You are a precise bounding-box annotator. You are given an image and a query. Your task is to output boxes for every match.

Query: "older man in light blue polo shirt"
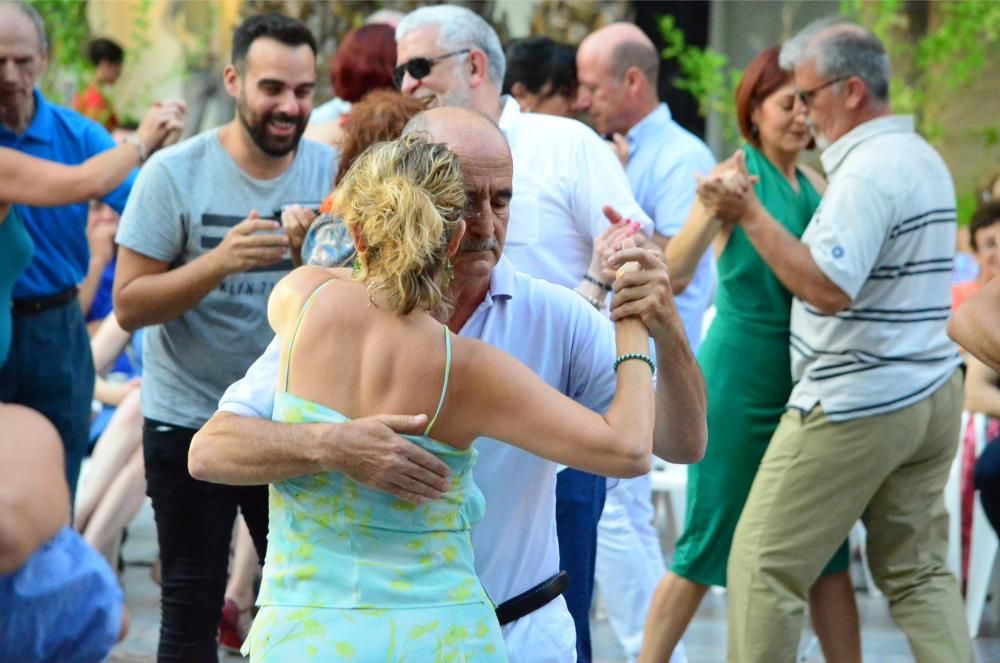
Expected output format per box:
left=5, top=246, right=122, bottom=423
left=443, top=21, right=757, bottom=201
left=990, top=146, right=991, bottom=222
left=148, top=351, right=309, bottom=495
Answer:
left=575, top=22, right=715, bottom=663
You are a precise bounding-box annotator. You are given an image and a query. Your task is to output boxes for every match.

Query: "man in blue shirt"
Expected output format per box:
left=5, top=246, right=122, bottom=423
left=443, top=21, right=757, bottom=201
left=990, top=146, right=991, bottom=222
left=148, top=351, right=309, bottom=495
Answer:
left=0, top=2, right=134, bottom=497
left=0, top=404, right=126, bottom=663
left=575, top=22, right=716, bottom=663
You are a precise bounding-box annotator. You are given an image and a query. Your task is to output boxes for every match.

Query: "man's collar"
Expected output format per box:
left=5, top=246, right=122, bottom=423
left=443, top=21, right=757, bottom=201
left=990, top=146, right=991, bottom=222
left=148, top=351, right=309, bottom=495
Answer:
left=820, top=115, right=914, bottom=175
left=498, top=95, right=520, bottom=132
left=22, top=89, right=53, bottom=142
left=626, top=102, right=671, bottom=147
left=0, top=88, right=50, bottom=142
left=488, top=254, right=517, bottom=300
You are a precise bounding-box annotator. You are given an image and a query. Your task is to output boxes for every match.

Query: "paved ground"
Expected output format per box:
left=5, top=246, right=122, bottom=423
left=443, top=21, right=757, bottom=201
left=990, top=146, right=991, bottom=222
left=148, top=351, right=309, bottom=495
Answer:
left=108, top=501, right=1000, bottom=662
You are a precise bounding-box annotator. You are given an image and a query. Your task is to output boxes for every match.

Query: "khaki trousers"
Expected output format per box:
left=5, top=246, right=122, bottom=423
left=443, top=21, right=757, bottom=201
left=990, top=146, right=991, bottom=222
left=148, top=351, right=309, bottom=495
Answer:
left=727, top=370, right=972, bottom=663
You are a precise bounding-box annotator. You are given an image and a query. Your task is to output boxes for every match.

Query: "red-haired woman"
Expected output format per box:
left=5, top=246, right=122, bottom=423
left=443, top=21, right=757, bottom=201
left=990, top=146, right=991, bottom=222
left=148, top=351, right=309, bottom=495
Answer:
left=639, top=47, right=861, bottom=662
left=306, top=24, right=397, bottom=146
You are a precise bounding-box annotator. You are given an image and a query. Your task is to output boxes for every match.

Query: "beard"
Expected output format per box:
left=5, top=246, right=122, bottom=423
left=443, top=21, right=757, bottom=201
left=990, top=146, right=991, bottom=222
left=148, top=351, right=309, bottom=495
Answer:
left=237, top=95, right=307, bottom=157
left=805, top=117, right=832, bottom=152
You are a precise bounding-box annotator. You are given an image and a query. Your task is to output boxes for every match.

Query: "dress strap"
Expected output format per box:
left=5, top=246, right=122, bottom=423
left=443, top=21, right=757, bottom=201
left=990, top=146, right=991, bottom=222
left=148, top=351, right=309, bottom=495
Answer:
left=280, top=278, right=338, bottom=393
left=423, top=326, right=452, bottom=437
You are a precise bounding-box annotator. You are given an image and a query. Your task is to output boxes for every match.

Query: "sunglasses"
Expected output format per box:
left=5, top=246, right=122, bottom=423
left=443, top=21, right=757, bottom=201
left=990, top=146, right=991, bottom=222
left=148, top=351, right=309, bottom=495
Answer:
left=393, top=49, right=471, bottom=89
left=795, top=76, right=850, bottom=107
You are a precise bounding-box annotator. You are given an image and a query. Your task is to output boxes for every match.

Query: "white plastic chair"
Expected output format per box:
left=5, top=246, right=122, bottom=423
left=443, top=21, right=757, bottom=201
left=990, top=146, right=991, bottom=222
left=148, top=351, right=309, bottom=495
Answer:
left=650, top=460, right=688, bottom=545
left=964, top=413, right=996, bottom=637
left=944, top=411, right=970, bottom=579
left=849, top=521, right=881, bottom=597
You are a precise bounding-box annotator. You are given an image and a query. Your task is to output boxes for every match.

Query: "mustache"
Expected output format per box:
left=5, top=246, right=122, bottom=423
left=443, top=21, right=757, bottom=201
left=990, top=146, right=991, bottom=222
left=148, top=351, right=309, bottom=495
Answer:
left=267, top=112, right=304, bottom=124
left=459, top=237, right=498, bottom=252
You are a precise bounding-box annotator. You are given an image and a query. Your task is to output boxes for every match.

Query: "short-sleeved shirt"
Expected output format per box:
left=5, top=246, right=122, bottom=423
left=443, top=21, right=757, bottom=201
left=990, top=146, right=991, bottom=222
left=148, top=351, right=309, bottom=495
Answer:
left=217, top=255, right=617, bottom=659
left=498, top=97, right=652, bottom=290
left=116, top=131, right=336, bottom=428
left=788, top=115, right=962, bottom=421
left=72, top=81, right=119, bottom=132
left=626, top=103, right=717, bottom=350
left=0, top=526, right=123, bottom=663
left=0, top=89, right=134, bottom=298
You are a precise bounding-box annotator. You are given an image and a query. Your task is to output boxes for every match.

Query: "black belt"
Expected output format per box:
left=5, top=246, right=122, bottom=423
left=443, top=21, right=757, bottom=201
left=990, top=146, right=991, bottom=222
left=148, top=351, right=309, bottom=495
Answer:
left=495, top=571, right=569, bottom=626
left=11, top=286, right=79, bottom=314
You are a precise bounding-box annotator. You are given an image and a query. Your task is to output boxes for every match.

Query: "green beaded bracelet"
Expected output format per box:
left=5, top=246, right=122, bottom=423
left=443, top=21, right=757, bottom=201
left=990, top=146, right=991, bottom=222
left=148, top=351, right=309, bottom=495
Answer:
left=613, top=353, right=655, bottom=376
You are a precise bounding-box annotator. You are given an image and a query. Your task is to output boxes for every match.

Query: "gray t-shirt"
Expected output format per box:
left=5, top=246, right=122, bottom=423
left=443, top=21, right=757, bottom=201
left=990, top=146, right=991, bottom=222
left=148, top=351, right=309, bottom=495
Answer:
left=116, top=130, right=336, bottom=428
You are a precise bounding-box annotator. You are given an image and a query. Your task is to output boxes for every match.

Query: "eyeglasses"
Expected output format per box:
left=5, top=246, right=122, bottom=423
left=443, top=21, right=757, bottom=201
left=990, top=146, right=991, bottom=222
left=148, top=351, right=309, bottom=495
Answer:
left=796, top=76, right=850, bottom=106
left=393, top=49, right=471, bottom=89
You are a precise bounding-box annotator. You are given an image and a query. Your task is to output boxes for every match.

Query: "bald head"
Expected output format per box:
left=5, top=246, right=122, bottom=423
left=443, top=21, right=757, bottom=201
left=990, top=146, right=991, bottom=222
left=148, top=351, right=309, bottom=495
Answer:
left=579, top=22, right=658, bottom=86
left=574, top=22, right=659, bottom=134
left=0, top=2, right=46, bottom=55
left=403, top=106, right=512, bottom=283
left=403, top=106, right=510, bottom=163
left=0, top=1, right=48, bottom=132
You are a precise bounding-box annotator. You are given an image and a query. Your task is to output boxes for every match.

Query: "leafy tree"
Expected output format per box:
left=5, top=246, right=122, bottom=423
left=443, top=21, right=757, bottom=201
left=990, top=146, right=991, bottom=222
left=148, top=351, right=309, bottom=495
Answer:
left=659, top=2, right=1000, bottom=221
left=28, top=0, right=91, bottom=103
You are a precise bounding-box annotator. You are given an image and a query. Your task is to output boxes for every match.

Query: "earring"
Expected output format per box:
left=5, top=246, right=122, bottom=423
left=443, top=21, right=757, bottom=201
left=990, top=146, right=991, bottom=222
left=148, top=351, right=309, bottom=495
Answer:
left=442, top=259, right=454, bottom=287
left=750, top=123, right=759, bottom=137
left=351, top=258, right=361, bottom=279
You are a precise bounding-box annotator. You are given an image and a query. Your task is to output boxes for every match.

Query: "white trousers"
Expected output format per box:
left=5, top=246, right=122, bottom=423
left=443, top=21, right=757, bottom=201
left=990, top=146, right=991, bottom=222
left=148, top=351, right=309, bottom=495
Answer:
left=595, top=473, right=686, bottom=662
left=501, top=595, right=577, bottom=663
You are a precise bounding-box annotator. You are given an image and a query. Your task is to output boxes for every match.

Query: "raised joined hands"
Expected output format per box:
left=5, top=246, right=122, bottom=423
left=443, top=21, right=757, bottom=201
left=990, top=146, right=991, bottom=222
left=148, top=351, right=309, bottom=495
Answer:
left=696, top=150, right=760, bottom=223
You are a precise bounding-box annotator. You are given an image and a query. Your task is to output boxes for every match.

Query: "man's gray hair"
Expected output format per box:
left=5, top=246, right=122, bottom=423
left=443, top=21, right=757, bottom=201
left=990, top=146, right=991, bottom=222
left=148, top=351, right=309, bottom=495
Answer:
left=1, top=1, right=48, bottom=55
left=396, top=5, right=506, bottom=93
left=780, top=17, right=890, bottom=103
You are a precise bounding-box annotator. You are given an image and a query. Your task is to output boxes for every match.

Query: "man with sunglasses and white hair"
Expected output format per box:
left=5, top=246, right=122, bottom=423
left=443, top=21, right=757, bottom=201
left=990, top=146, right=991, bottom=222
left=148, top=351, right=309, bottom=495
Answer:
left=393, top=7, right=667, bottom=663
left=703, top=18, right=971, bottom=662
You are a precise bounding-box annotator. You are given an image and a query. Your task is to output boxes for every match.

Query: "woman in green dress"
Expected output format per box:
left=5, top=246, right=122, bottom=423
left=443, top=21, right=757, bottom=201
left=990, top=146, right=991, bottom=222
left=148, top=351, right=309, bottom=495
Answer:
left=639, top=47, right=861, bottom=663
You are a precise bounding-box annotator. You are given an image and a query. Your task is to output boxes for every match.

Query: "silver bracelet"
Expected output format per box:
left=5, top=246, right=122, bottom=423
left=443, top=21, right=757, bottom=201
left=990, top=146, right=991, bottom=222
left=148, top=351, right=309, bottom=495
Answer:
left=575, top=288, right=603, bottom=310
left=126, top=135, right=149, bottom=165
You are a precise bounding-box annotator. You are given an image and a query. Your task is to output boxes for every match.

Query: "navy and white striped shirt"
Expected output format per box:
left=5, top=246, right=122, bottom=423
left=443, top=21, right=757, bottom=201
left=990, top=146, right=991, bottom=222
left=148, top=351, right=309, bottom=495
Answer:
left=788, top=116, right=962, bottom=422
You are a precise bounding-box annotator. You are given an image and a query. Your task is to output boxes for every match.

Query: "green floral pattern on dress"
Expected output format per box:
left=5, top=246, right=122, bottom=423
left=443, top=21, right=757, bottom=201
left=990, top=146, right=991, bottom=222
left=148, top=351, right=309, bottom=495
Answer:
left=243, top=392, right=507, bottom=662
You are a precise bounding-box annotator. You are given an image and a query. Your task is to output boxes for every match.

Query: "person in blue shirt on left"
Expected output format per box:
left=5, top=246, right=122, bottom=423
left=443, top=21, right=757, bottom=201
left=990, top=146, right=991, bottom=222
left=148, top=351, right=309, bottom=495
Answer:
left=0, top=403, right=127, bottom=663
left=0, top=1, right=177, bottom=498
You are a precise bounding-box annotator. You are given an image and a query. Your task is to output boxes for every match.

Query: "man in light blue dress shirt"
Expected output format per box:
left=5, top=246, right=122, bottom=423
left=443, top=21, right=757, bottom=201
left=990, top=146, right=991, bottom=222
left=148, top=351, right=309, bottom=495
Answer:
left=576, top=23, right=716, bottom=663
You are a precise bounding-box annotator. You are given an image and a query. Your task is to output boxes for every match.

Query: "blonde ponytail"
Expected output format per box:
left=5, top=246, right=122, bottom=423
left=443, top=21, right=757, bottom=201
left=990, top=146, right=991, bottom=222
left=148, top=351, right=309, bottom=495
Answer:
left=332, top=135, right=465, bottom=315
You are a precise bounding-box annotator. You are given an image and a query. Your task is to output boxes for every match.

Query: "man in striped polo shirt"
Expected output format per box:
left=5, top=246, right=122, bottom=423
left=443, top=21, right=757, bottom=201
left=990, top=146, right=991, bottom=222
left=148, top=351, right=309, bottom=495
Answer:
left=709, top=19, right=972, bottom=663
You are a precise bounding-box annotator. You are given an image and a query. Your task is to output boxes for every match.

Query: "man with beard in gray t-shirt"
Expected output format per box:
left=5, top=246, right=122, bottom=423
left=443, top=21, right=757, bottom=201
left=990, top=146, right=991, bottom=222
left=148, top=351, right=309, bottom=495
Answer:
left=113, top=14, right=335, bottom=660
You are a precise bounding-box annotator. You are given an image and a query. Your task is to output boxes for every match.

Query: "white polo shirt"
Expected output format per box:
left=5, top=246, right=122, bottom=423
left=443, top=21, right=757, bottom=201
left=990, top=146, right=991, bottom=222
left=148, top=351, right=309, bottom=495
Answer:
left=788, top=115, right=962, bottom=421
left=217, top=255, right=616, bottom=662
left=497, top=96, right=653, bottom=290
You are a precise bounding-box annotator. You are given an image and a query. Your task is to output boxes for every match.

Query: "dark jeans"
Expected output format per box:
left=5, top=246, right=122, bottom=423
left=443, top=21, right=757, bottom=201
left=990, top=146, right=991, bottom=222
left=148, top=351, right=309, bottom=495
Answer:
left=143, top=418, right=269, bottom=662
left=0, top=301, right=94, bottom=499
left=555, top=468, right=607, bottom=663
left=974, top=431, right=1000, bottom=537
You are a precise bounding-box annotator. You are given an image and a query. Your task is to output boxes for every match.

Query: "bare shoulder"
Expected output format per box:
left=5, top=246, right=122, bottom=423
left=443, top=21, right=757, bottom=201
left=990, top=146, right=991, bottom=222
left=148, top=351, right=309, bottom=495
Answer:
left=449, top=333, right=536, bottom=398
left=798, top=162, right=827, bottom=194
left=268, top=265, right=341, bottom=336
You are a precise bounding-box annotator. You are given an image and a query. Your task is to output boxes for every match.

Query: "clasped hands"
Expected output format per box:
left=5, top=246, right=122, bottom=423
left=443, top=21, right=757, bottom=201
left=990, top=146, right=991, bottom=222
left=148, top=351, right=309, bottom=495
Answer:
left=590, top=206, right=678, bottom=341
left=696, top=150, right=761, bottom=224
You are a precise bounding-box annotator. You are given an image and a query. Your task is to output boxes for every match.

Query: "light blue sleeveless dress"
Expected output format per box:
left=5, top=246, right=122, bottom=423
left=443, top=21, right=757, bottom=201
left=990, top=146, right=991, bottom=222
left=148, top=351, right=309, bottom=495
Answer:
left=243, top=281, right=507, bottom=662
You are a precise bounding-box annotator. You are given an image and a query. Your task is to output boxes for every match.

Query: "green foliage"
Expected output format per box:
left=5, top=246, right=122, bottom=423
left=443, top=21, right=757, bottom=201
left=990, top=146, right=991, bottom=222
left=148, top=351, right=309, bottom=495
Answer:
left=840, top=0, right=1000, bottom=143
left=841, top=0, right=1000, bottom=222
left=28, top=0, right=91, bottom=103
left=657, top=15, right=742, bottom=145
